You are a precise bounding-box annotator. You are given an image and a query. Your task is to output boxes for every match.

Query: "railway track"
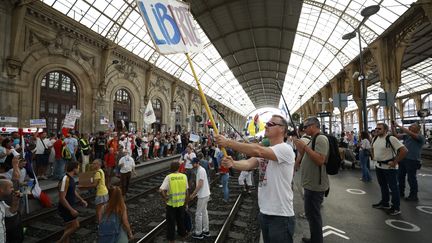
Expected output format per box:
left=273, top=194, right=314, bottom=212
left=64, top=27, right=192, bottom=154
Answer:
left=138, top=172, right=260, bottom=243
left=23, top=161, right=175, bottom=243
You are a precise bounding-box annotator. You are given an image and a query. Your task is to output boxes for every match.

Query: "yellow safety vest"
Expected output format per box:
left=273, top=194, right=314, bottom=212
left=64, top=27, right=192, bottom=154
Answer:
left=167, top=173, right=187, bottom=207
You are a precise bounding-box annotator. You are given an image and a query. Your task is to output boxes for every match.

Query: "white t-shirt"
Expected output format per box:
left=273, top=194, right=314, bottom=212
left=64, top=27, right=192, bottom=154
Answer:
left=5, top=168, right=27, bottom=183
left=372, top=135, right=404, bottom=170
left=184, top=152, right=196, bottom=169
left=176, top=135, right=182, bottom=144
left=1, top=201, right=14, bottom=242
left=195, top=166, right=210, bottom=198
left=257, top=143, right=295, bottom=217
left=35, top=138, right=52, bottom=154
left=119, top=155, right=135, bottom=173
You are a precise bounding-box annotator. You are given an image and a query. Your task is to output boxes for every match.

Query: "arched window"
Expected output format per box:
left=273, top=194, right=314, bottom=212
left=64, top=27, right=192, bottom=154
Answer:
left=423, top=94, right=432, bottom=110
left=40, top=71, right=78, bottom=134
left=368, top=109, right=376, bottom=130
left=175, top=105, right=182, bottom=132
left=152, top=99, right=162, bottom=132
left=113, top=89, right=131, bottom=132
left=377, top=107, right=385, bottom=121
left=403, top=99, right=416, bottom=117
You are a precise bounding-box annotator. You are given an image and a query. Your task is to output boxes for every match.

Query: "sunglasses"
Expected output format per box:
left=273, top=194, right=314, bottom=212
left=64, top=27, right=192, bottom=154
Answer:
left=303, top=124, right=313, bottom=129
left=266, top=121, right=284, bottom=127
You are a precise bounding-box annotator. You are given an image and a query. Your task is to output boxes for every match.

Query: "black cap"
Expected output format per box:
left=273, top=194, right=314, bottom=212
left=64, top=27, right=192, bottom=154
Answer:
left=192, top=158, right=200, bottom=164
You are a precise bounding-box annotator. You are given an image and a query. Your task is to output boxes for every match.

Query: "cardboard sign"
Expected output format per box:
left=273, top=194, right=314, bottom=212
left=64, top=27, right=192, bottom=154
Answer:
left=77, top=171, right=96, bottom=189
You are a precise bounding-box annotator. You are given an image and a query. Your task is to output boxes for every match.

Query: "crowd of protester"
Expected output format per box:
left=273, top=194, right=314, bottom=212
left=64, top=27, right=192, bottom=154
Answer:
left=0, top=117, right=428, bottom=243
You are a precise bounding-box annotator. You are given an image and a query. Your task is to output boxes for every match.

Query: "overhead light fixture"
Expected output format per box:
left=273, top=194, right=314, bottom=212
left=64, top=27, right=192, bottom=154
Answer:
left=342, top=31, right=356, bottom=40
left=361, top=5, right=380, bottom=17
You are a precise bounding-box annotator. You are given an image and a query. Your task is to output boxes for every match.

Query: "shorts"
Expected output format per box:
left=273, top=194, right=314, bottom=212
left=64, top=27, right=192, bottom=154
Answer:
left=58, top=208, right=77, bottom=223
left=95, top=194, right=109, bottom=205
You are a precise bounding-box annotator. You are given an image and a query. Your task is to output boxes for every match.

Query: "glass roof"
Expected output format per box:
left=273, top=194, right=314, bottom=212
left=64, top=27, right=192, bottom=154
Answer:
left=41, top=0, right=256, bottom=116
left=283, top=0, right=416, bottom=113
left=41, top=0, right=425, bottom=118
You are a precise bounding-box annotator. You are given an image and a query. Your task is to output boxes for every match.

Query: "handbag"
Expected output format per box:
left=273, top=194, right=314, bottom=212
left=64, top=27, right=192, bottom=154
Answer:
left=41, top=139, right=50, bottom=155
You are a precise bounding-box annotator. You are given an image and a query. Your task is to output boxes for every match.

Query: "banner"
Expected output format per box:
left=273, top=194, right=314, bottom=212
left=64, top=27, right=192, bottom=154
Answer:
left=136, top=0, right=203, bottom=54
left=143, top=101, right=156, bottom=125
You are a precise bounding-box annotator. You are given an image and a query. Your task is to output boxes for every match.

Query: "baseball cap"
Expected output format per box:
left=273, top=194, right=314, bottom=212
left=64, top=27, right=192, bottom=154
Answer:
left=192, top=158, right=200, bottom=164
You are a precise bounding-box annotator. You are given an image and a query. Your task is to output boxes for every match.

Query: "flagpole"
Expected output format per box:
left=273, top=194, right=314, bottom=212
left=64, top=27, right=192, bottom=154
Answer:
left=185, top=53, right=228, bottom=157
left=276, top=82, right=299, bottom=138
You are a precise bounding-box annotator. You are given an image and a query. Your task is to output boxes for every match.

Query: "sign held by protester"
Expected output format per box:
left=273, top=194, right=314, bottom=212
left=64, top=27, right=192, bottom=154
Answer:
left=189, top=133, right=200, bottom=142
left=30, top=119, right=46, bottom=128
left=136, top=0, right=203, bottom=54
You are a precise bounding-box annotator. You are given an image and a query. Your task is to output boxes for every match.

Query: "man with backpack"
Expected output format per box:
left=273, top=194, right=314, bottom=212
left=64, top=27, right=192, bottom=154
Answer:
left=371, top=122, right=407, bottom=215
left=293, top=117, right=329, bottom=243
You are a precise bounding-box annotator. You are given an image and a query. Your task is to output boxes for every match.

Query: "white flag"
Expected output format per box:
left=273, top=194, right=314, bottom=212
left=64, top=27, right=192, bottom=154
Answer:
left=143, top=101, right=156, bottom=125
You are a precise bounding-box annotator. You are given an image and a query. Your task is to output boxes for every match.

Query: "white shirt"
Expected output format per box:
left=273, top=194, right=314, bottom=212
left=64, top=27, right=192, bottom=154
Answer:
left=257, top=143, right=295, bottom=217
left=1, top=201, right=14, bottom=243
left=184, top=152, right=196, bottom=169
left=372, top=135, right=404, bottom=169
left=119, top=155, right=135, bottom=173
left=176, top=135, right=182, bottom=144
left=5, top=168, right=27, bottom=183
left=195, top=166, right=210, bottom=198
left=35, top=138, right=52, bottom=154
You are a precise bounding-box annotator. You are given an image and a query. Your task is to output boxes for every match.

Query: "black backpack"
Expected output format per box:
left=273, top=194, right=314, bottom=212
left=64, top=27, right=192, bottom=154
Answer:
left=312, top=134, right=342, bottom=175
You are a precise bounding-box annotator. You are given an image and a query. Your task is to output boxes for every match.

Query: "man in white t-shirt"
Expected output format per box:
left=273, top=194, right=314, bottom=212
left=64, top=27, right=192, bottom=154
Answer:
left=216, top=115, right=295, bottom=243
left=183, top=144, right=196, bottom=187
left=190, top=158, right=211, bottom=239
left=371, top=122, right=407, bottom=216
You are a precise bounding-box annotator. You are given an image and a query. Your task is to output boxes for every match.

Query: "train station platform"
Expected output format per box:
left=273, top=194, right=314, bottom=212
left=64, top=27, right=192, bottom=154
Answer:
left=289, top=164, right=432, bottom=243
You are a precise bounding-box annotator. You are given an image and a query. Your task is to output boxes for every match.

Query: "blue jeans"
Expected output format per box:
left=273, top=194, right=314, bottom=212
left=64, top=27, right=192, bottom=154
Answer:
left=304, top=189, right=324, bottom=243
left=54, top=159, right=66, bottom=180
left=221, top=173, right=229, bottom=201
left=258, top=213, right=295, bottom=243
left=376, top=167, right=400, bottom=210
left=398, top=159, right=419, bottom=197
left=359, top=150, right=371, bottom=181
left=159, top=146, right=164, bottom=157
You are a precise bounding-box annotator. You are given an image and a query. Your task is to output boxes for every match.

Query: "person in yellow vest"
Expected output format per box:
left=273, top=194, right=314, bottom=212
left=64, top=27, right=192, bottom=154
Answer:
left=88, top=159, right=109, bottom=223
left=79, top=133, right=91, bottom=172
left=159, top=161, right=189, bottom=243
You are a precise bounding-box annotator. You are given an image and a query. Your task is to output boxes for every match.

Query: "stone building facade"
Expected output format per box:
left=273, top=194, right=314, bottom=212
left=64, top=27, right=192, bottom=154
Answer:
left=0, top=1, right=244, bottom=134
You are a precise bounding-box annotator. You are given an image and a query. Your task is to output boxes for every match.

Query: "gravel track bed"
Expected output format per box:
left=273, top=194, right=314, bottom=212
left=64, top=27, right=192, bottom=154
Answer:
left=23, top=172, right=169, bottom=243
left=150, top=175, right=261, bottom=243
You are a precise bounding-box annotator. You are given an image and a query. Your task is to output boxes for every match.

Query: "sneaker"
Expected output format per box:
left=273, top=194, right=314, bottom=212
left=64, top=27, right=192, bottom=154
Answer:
left=388, top=208, right=401, bottom=216
left=191, top=233, right=204, bottom=239
left=405, top=196, right=419, bottom=202
left=202, top=231, right=211, bottom=237
left=218, top=184, right=223, bottom=188
left=372, top=202, right=391, bottom=209
left=302, top=237, right=311, bottom=243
